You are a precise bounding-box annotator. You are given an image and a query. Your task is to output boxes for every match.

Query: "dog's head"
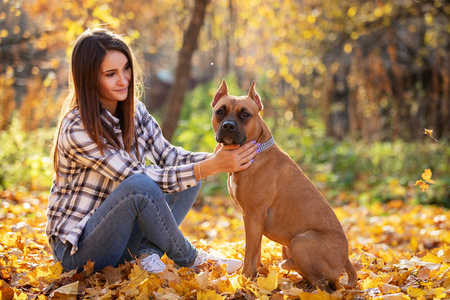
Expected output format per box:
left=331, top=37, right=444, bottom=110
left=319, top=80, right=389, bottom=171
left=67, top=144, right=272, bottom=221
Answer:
left=211, top=80, right=264, bottom=145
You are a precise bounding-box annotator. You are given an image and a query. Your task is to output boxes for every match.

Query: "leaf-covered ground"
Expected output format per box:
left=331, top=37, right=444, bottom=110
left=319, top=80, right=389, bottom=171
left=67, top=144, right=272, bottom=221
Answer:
left=1, top=190, right=450, bottom=299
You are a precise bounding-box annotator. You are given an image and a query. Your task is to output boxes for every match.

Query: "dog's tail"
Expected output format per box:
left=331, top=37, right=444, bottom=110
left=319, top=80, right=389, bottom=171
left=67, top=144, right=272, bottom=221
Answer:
left=345, top=259, right=358, bottom=288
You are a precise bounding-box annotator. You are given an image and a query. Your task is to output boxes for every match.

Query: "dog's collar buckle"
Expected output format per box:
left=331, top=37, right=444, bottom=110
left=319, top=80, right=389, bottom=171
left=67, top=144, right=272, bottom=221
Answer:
left=258, top=136, right=275, bottom=153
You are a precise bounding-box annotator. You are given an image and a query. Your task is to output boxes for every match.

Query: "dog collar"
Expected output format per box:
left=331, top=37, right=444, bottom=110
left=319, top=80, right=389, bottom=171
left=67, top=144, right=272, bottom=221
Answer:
left=258, top=136, right=275, bottom=153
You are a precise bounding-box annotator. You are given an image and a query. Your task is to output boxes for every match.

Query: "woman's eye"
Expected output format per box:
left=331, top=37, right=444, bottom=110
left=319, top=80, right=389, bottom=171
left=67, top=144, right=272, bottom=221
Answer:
left=106, top=72, right=115, bottom=77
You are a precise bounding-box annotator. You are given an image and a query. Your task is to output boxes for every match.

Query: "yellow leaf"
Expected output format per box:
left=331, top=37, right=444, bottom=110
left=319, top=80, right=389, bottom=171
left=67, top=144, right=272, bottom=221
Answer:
left=197, top=271, right=209, bottom=290
left=306, top=15, right=316, bottom=24
left=230, top=274, right=249, bottom=290
left=197, top=289, right=225, bottom=300
left=415, top=180, right=429, bottom=192
left=347, top=6, right=357, bottom=18
left=343, top=43, right=353, bottom=54
left=15, top=292, right=29, bottom=300
left=407, top=286, right=428, bottom=297
left=409, top=236, right=418, bottom=252
left=423, top=128, right=433, bottom=136
left=421, top=169, right=435, bottom=183
left=433, top=287, right=447, bottom=299
left=421, top=253, right=442, bottom=264
left=138, top=276, right=164, bottom=294
left=48, top=262, right=63, bottom=280
left=362, top=277, right=379, bottom=290
left=298, top=289, right=333, bottom=300
left=127, top=264, right=149, bottom=291
left=256, top=267, right=278, bottom=291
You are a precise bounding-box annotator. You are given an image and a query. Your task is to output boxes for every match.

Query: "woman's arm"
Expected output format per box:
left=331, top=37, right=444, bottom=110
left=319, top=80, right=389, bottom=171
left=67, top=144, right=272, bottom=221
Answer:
left=59, top=114, right=199, bottom=193
left=138, top=102, right=208, bottom=167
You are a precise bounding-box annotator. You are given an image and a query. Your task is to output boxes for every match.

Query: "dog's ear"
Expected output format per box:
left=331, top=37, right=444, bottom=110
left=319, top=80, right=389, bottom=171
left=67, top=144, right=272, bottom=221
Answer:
left=212, top=79, right=229, bottom=107
left=247, top=81, right=263, bottom=111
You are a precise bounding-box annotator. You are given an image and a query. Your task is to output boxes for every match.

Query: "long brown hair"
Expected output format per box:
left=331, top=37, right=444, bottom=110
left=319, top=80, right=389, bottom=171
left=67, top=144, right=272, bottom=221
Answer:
left=52, top=28, right=142, bottom=174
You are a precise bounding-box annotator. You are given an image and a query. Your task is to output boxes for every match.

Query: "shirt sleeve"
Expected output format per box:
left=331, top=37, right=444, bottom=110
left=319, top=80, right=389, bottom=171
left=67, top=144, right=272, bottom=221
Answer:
left=136, top=101, right=209, bottom=167
left=60, top=116, right=201, bottom=193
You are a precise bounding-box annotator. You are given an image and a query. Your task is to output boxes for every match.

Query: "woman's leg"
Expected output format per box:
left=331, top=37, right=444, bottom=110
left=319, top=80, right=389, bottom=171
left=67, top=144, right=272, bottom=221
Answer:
left=165, top=181, right=201, bottom=225
left=132, top=181, right=202, bottom=260
left=51, top=174, right=198, bottom=272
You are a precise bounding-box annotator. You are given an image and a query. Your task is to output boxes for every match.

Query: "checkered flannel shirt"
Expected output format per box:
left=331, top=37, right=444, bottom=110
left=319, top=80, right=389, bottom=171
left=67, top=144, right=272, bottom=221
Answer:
left=46, top=100, right=208, bottom=254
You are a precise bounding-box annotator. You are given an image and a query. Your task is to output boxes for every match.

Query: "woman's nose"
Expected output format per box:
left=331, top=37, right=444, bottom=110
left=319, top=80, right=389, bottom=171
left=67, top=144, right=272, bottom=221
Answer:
left=117, top=72, right=129, bottom=85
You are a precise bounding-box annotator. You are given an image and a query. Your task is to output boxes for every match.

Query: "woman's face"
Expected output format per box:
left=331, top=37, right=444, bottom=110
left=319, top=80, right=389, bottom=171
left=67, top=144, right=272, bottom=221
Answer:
left=98, top=50, right=132, bottom=115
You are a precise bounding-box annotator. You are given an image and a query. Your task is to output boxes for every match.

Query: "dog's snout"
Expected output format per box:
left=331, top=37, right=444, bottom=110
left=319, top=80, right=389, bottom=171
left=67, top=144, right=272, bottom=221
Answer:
left=222, top=120, right=237, bottom=131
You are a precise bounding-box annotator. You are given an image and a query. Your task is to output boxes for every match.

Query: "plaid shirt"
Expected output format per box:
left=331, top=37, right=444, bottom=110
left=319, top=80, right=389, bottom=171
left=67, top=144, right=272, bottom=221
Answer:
left=46, top=100, right=207, bottom=254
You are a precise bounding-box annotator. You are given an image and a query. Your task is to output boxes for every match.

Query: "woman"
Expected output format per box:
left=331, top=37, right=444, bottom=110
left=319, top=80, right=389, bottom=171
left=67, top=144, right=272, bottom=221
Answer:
left=46, top=28, right=258, bottom=273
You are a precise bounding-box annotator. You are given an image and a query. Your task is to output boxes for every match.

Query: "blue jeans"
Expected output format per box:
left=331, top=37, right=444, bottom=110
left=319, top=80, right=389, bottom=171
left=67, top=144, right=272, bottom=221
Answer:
left=50, top=174, right=200, bottom=272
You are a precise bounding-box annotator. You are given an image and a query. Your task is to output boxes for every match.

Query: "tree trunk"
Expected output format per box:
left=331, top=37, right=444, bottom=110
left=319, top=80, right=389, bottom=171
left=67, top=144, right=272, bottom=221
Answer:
left=161, top=0, right=210, bottom=142
left=224, top=0, right=233, bottom=74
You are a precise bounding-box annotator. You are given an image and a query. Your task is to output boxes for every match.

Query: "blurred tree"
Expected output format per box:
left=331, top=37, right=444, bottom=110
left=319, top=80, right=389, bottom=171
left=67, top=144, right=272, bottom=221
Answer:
left=0, top=0, right=448, bottom=141
left=162, top=0, right=210, bottom=141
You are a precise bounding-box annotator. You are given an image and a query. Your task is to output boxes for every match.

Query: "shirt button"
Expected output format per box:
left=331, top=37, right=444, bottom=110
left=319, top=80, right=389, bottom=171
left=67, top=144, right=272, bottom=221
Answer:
left=187, top=185, right=191, bottom=188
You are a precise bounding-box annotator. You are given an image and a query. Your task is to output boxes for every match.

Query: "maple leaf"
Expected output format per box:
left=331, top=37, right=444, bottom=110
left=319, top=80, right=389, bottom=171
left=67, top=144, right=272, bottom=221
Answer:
left=421, top=169, right=435, bottom=184
left=48, top=262, right=63, bottom=280
left=256, top=266, right=278, bottom=291
left=415, top=180, right=429, bottom=192
left=137, top=276, right=164, bottom=295
left=82, top=260, right=95, bottom=277
left=100, top=265, right=126, bottom=284
left=415, top=169, right=436, bottom=192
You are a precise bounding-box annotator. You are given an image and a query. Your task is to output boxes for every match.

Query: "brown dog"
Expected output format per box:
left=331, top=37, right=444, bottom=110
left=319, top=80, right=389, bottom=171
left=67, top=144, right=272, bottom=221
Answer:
left=211, top=80, right=357, bottom=290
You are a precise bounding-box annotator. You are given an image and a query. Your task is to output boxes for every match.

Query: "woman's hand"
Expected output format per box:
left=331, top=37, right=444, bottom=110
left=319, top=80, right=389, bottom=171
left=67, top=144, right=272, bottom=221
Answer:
left=195, top=141, right=259, bottom=179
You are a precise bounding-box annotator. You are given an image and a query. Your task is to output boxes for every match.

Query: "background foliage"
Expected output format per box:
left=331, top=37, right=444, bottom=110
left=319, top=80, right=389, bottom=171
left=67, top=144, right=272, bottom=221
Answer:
left=0, top=0, right=449, bottom=204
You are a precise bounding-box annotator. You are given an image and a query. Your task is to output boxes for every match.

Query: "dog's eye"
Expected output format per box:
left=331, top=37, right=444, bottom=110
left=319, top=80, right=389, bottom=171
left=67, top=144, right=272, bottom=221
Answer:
left=242, top=112, right=250, bottom=118
left=216, top=109, right=224, bottom=115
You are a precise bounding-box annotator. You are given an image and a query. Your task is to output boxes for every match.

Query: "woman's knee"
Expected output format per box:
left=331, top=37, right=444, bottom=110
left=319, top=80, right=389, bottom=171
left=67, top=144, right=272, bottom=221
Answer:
left=119, top=174, right=163, bottom=198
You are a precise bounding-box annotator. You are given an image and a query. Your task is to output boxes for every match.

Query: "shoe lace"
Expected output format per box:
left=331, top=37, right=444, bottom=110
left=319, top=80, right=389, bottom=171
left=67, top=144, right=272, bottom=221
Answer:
left=141, top=254, right=165, bottom=269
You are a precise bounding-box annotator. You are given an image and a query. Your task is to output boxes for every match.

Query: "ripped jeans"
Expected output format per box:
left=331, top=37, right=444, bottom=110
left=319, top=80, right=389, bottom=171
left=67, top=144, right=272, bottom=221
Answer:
left=50, top=174, right=200, bottom=272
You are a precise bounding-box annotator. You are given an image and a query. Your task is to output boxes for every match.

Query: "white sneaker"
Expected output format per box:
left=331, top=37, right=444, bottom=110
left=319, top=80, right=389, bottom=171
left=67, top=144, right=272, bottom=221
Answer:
left=135, top=254, right=166, bottom=273
left=191, top=249, right=243, bottom=273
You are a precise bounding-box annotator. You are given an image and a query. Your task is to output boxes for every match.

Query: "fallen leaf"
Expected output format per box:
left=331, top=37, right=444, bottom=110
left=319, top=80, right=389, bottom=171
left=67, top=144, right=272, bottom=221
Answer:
left=256, top=266, right=278, bottom=291
left=50, top=281, right=79, bottom=299
left=197, top=270, right=209, bottom=290
left=197, top=289, right=225, bottom=300
left=0, top=279, right=14, bottom=300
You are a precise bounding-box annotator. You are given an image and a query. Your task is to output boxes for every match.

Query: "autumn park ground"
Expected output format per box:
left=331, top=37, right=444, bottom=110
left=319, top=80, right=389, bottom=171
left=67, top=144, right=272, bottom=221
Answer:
left=0, top=107, right=449, bottom=299
left=1, top=185, right=450, bottom=299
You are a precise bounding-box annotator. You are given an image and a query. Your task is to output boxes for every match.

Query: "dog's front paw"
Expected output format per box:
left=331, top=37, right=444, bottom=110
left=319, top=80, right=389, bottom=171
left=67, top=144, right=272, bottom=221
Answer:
left=242, top=270, right=258, bottom=280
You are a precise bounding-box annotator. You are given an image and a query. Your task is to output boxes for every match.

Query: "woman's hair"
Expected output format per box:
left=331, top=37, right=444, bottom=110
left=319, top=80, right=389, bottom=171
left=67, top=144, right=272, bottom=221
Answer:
left=52, top=28, right=142, bottom=174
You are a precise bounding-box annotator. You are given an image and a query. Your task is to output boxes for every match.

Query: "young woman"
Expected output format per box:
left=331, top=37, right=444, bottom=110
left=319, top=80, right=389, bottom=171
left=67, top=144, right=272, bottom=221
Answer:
left=47, top=28, right=258, bottom=273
